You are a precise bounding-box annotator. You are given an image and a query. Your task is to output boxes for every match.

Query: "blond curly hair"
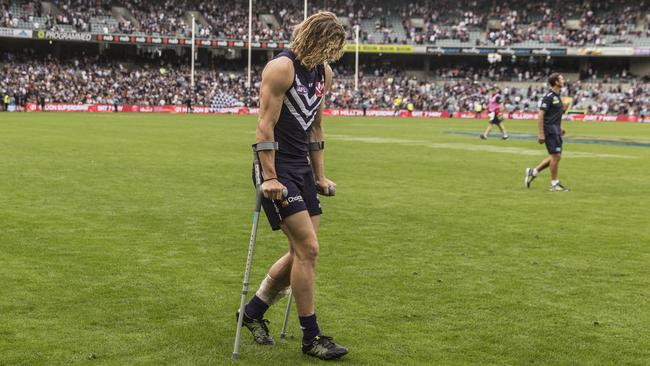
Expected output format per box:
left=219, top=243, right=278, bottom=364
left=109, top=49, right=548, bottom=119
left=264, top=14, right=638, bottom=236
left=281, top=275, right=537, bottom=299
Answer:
left=291, top=12, right=346, bottom=69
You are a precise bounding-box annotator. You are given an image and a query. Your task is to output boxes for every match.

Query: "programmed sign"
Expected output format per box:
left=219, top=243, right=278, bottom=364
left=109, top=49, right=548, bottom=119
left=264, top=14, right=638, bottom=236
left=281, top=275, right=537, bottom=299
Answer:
left=37, top=30, right=92, bottom=41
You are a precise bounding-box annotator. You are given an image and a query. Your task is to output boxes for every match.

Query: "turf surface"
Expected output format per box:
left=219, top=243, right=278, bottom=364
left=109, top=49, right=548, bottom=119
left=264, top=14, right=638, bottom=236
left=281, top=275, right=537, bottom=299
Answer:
left=1, top=113, right=649, bottom=365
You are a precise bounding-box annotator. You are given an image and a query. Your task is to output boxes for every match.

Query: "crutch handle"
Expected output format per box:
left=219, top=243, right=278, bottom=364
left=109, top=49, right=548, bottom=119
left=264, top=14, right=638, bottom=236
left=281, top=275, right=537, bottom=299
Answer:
left=327, top=185, right=336, bottom=196
left=256, top=186, right=289, bottom=199
left=317, top=184, right=336, bottom=197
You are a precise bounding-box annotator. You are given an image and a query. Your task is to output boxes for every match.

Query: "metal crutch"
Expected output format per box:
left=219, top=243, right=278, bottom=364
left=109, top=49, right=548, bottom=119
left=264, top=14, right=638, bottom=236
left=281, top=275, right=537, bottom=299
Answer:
left=232, top=144, right=285, bottom=360
left=279, top=291, right=292, bottom=340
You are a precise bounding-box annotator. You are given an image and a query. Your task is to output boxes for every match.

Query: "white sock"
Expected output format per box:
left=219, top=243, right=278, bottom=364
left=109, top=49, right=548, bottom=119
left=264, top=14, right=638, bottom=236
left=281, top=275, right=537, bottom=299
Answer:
left=532, top=168, right=538, bottom=176
left=551, top=179, right=560, bottom=186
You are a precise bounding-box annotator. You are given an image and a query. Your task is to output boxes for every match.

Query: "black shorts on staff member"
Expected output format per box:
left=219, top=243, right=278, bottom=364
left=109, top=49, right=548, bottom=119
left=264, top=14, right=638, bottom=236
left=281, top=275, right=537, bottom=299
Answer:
left=544, top=131, right=563, bottom=154
left=489, top=112, right=503, bottom=125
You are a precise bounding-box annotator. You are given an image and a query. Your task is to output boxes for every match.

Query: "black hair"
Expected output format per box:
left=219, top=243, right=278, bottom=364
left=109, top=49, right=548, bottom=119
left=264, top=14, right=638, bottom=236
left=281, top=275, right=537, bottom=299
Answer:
left=548, top=73, right=562, bottom=87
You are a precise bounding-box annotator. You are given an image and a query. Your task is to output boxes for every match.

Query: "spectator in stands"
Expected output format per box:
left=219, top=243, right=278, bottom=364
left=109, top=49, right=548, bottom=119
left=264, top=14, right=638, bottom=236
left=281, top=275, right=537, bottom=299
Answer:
left=2, top=92, right=9, bottom=111
left=185, top=96, right=192, bottom=113
left=39, top=94, right=46, bottom=112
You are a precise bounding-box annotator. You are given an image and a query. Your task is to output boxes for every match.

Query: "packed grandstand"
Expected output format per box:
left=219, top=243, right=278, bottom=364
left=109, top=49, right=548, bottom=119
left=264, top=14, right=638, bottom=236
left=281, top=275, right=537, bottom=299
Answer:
left=1, top=0, right=650, bottom=121
left=2, top=0, right=650, bottom=46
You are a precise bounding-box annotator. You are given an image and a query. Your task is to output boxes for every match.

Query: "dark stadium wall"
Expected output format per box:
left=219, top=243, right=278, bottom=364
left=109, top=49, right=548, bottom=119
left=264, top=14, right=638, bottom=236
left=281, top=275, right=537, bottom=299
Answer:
left=333, top=52, right=622, bottom=80
left=0, top=39, right=100, bottom=58
left=630, top=59, right=650, bottom=77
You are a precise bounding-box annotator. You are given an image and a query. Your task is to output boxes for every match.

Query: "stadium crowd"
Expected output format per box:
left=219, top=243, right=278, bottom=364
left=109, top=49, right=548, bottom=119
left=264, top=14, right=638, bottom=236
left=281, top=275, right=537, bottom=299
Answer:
left=194, top=0, right=369, bottom=42
left=1, top=0, right=648, bottom=45
left=0, top=51, right=257, bottom=108
left=2, top=51, right=649, bottom=117
left=50, top=0, right=99, bottom=32
left=123, top=0, right=190, bottom=36
left=481, top=0, right=646, bottom=47
left=402, top=0, right=483, bottom=44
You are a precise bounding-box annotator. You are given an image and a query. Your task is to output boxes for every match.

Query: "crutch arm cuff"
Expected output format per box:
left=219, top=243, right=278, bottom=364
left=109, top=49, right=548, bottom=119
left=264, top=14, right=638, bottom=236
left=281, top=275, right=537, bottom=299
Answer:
left=308, top=141, right=324, bottom=151
left=253, top=141, right=279, bottom=152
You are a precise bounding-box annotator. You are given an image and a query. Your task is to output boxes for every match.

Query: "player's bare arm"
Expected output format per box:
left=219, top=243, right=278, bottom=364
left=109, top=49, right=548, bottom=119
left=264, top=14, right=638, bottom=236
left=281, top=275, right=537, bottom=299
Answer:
left=256, top=58, right=294, bottom=200
left=556, top=76, right=568, bottom=140
left=309, top=64, right=335, bottom=196
left=537, top=109, right=545, bottom=144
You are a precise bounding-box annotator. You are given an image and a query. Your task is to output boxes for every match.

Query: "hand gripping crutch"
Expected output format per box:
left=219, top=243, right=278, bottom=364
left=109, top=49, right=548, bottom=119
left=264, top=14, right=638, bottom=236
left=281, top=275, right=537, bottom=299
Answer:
left=232, top=142, right=286, bottom=360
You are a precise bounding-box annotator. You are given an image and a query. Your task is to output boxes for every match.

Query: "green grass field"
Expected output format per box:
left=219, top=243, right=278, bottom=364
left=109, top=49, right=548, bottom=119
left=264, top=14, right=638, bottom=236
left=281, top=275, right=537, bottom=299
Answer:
left=1, top=113, right=649, bottom=366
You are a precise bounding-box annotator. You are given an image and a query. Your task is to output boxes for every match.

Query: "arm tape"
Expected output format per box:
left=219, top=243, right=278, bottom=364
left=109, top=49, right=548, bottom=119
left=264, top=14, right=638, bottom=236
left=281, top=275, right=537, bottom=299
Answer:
left=253, top=141, right=279, bottom=152
left=308, top=141, right=324, bottom=151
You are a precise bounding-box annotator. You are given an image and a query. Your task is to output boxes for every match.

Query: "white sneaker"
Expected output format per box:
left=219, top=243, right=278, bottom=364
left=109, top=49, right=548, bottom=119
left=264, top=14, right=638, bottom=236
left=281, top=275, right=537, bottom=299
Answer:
left=549, top=182, right=570, bottom=192
left=525, top=168, right=536, bottom=188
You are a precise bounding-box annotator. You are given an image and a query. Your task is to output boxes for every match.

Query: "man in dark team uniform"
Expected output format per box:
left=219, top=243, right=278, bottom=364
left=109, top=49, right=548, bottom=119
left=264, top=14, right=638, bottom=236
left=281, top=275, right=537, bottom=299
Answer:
left=236, top=12, right=349, bottom=360
left=525, top=73, right=570, bottom=192
left=39, top=94, right=46, bottom=112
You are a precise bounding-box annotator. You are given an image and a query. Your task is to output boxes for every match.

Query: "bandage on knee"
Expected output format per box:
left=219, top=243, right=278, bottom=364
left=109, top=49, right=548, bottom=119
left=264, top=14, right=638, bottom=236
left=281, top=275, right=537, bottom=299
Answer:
left=255, top=274, right=291, bottom=305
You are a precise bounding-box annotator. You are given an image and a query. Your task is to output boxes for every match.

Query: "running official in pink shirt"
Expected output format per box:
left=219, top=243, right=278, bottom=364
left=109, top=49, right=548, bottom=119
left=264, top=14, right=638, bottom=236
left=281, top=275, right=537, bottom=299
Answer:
left=480, top=86, right=509, bottom=140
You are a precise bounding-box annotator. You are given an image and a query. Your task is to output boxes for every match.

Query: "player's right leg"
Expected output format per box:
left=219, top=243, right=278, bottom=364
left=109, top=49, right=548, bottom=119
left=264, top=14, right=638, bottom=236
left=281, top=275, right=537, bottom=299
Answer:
left=549, top=153, right=569, bottom=191
left=236, top=248, right=293, bottom=345
left=237, top=169, right=300, bottom=345
left=545, top=135, right=569, bottom=191
left=281, top=212, right=317, bottom=318
left=549, top=153, right=561, bottom=181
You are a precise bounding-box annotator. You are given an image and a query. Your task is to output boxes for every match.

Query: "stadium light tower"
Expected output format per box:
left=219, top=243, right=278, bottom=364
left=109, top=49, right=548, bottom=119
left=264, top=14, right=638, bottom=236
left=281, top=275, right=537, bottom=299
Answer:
left=354, top=25, right=360, bottom=91
left=304, top=0, right=308, bottom=20
left=247, top=0, right=253, bottom=89
left=245, top=0, right=306, bottom=90
left=191, top=15, right=196, bottom=88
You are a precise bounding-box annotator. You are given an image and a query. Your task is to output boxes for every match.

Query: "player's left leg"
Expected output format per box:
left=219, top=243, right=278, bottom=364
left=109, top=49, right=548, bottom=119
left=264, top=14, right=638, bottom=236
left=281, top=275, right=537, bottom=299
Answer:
left=247, top=214, right=322, bottom=320
left=280, top=213, right=347, bottom=360
left=525, top=156, right=551, bottom=188
left=266, top=216, right=319, bottom=287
